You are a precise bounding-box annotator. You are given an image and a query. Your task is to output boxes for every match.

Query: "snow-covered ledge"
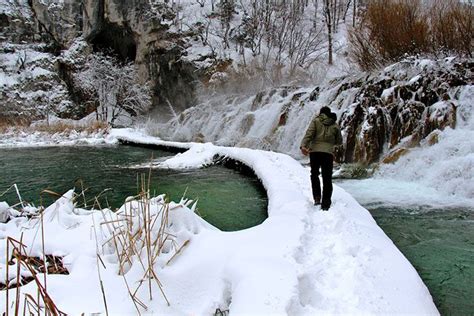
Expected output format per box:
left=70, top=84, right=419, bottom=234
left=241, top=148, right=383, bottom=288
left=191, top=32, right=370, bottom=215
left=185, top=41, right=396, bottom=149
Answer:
left=0, top=128, right=438, bottom=314
left=109, top=128, right=438, bottom=315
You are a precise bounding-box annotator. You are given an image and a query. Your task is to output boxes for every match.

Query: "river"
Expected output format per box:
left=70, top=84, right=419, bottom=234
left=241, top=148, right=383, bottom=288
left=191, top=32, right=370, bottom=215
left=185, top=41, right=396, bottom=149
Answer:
left=337, top=179, right=473, bottom=315
left=0, top=145, right=267, bottom=231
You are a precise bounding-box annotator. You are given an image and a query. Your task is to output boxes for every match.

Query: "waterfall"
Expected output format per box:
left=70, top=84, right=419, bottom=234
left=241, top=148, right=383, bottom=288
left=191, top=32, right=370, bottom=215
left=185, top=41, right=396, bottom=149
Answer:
left=155, top=57, right=473, bottom=206
left=156, top=83, right=359, bottom=157
left=375, top=85, right=474, bottom=202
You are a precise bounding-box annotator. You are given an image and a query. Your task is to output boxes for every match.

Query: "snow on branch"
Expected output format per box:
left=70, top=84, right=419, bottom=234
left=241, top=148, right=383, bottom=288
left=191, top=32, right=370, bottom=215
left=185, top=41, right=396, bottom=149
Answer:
left=73, top=53, right=152, bottom=127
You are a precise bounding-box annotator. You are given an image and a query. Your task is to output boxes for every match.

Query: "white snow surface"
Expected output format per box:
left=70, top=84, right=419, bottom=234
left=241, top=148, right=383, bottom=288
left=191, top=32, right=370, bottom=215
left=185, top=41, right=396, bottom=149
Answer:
left=0, top=116, right=109, bottom=148
left=0, top=129, right=108, bottom=147
left=0, top=128, right=437, bottom=314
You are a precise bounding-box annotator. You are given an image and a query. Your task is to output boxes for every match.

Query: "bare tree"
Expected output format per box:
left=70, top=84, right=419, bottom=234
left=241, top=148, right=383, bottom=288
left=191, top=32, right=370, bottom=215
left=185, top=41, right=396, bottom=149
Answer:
left=218, top=0, right=235, bottom=49
left=312, top=0, right=319, bottom=28
left=353, top=0, right=357, bottom=27
left=323, top=0, right=334, bottom=65
left=74, top=53, right=152, bottom=126
left=16, top=51, right=27, bottom=71
left=196, top=0, right=333, bottom=79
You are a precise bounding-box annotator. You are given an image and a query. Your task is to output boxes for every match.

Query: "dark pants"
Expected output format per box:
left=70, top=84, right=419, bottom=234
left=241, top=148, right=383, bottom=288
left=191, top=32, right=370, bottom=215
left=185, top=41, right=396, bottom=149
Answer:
left=309, top=152, right=334, bottom=208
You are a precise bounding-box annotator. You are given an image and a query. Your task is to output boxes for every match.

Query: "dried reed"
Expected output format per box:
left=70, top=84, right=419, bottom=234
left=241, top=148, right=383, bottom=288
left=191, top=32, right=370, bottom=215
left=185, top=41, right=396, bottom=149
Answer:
left=97, top=173, right=196, bottom=314
left=4, top=237, right=66, bottom=316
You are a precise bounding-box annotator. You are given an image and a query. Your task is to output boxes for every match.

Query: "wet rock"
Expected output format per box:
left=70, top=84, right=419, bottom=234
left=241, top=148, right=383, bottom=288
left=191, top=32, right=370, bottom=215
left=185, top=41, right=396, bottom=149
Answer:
left=357, top=106, right=391, bottom=163
left=425, top=130, right=441, bottom=146
left=193, top=132, right=205, bottom=143
left=390, top=101, right=425, bottom=148
left=363, top=78, right=393, bottom=98
left=291, top=92, right=305, bottom=102
left=382, top=148, right=410, bottom=164
left=415, top=88, right=439, bottom=107
left=398, top=86, right=413, bottom=101
left=240, top=113, right=255, bottom=135
left=421, top=101, right=456, bottom=138
left=309, top=87, right=320, bottom=101
left=278, top=102, right=293, bottom=127
left=251, top=91, right=265, bottom=111
left=0, top=13, right=8, bottom=28
left=29, top=0, right=200, bottom=112
left=340, top=103, right=365, bottom=163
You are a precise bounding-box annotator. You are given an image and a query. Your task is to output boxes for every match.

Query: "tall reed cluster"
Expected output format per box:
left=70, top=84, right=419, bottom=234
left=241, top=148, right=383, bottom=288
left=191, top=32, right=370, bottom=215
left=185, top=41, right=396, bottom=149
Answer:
left=2, top=178, right=190, bottom=315
left=349, top=0, right=473, bottom=70
left=98, top=175, right=190, bottom=314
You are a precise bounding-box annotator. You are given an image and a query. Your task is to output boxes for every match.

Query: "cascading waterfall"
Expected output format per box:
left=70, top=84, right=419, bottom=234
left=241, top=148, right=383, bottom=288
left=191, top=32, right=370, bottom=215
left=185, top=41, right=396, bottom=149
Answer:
left=339, top=84, right=474, bottom=208
left=374, top=85, right=474, bottom=203
left=155, top=57, right=473, bottom=206
left=156, top=83, right=360, bottom=157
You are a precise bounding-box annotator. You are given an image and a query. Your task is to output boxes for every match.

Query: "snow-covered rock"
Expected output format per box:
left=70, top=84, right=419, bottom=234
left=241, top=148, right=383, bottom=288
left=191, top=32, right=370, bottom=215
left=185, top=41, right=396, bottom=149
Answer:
left=0, top=201, right=10, bottom=222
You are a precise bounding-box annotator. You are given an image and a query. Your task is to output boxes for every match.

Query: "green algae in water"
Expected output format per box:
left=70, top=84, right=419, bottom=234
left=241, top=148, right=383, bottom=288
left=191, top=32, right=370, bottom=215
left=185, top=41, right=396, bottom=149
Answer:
left=0, top=146, right=267, bottom=231
left=370, top=208, right=474, bottom=315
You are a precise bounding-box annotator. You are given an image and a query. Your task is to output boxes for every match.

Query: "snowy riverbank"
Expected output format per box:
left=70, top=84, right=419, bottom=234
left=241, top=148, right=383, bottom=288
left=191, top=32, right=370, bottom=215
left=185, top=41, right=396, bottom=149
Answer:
left=0, top=128, right=438, bottom=314
left=0, top=120, right=108, bottom=148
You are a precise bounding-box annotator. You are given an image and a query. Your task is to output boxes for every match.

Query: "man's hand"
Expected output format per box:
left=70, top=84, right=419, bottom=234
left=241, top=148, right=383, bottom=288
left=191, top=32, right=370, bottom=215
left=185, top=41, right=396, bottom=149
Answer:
left=300, top=146, right=309, bottom=156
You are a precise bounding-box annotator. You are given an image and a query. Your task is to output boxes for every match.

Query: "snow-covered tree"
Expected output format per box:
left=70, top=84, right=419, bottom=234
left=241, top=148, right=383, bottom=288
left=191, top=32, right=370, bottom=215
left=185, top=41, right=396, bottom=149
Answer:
left=74, top=53, right=152, bottom=126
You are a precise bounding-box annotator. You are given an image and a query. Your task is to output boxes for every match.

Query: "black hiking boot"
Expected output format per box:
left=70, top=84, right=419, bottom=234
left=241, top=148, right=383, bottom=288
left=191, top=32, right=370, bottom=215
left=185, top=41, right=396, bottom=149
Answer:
left=314, top=196, right=321, bottom=206
left=321, top=202, right=331, bottom=211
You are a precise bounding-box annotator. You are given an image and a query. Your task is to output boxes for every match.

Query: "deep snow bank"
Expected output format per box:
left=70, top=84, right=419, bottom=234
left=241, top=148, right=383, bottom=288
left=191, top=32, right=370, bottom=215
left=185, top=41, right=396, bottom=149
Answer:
left=109, top=129, right=438, bottom=314
left=0, top=128, right=438, bottom=315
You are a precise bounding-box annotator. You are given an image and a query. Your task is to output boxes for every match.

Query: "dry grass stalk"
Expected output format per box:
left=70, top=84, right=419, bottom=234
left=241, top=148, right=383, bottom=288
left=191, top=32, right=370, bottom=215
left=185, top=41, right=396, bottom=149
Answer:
left=32, top=120, right=109, bottom=135
left=98, top=176, right=190, bottom=313
left=40, top=207, right=47, bottom=299
left=23, top=293, right=41, bottom=315
left=165, top=240, right=190, bottom=266
left=0, top=117, right=109, bottom=135
left=0, top=117, right=30, bottom=133
left=91, top=205, right=110, bottom=316
left=4, top=237, right=66, bottom=316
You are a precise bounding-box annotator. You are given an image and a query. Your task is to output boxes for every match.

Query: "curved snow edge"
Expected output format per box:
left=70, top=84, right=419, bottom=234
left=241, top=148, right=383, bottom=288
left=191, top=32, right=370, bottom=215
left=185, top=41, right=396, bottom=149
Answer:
left=109, top=128, right=439, bottom=315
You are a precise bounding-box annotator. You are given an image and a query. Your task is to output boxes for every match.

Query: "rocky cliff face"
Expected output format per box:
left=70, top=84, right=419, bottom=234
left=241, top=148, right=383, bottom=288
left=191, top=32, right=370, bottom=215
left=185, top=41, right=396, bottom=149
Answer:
left=157, top=57, right=473, bottom=164
left=1, top=1, right=71, bottom=122
left=28, top=0, right=200, bottom=113
left=336, top=57, right=469, bottom=163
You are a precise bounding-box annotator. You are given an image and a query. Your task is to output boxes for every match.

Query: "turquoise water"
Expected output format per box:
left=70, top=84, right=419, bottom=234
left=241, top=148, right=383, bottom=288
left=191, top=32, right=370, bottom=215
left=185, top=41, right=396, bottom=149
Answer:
left=0, top=146, right=268, bottom=231
left=368, top=207, right=473, bottom=315
left=337, top=180, right=473, bottom=315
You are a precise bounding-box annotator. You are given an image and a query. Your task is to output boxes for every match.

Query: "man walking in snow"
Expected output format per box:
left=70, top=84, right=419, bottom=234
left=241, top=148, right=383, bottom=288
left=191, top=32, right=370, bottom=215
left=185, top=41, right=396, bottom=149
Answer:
left=300, top=106, right=343, bottom=211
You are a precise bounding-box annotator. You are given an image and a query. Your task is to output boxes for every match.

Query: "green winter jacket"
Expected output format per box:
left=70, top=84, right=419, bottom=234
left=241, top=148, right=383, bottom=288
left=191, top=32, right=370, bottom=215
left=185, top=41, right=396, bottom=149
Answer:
left=300, top=113, right=343, bottom=154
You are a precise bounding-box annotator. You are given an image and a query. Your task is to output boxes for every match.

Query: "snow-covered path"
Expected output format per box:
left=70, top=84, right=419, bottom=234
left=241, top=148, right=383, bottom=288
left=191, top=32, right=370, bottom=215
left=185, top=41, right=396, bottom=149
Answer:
left=110, top=129, right=438, bottom=315
left=0, top=128, right=438, bottom=314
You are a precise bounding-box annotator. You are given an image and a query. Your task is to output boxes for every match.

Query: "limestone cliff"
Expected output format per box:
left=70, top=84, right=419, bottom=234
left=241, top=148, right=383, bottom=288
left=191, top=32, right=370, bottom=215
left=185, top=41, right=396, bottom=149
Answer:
left=30, top=0, right=199, bottom=113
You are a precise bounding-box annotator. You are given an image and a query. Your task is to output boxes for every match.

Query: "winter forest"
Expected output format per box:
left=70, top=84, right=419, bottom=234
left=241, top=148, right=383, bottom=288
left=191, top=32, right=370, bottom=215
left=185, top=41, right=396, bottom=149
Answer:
left=0, top=0, right=473, bottom=315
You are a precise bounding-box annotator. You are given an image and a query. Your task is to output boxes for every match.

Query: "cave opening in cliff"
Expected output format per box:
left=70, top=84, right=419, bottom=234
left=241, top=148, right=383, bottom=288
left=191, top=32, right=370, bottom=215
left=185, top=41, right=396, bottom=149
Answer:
left=90, top=22, right=137, bottom=62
